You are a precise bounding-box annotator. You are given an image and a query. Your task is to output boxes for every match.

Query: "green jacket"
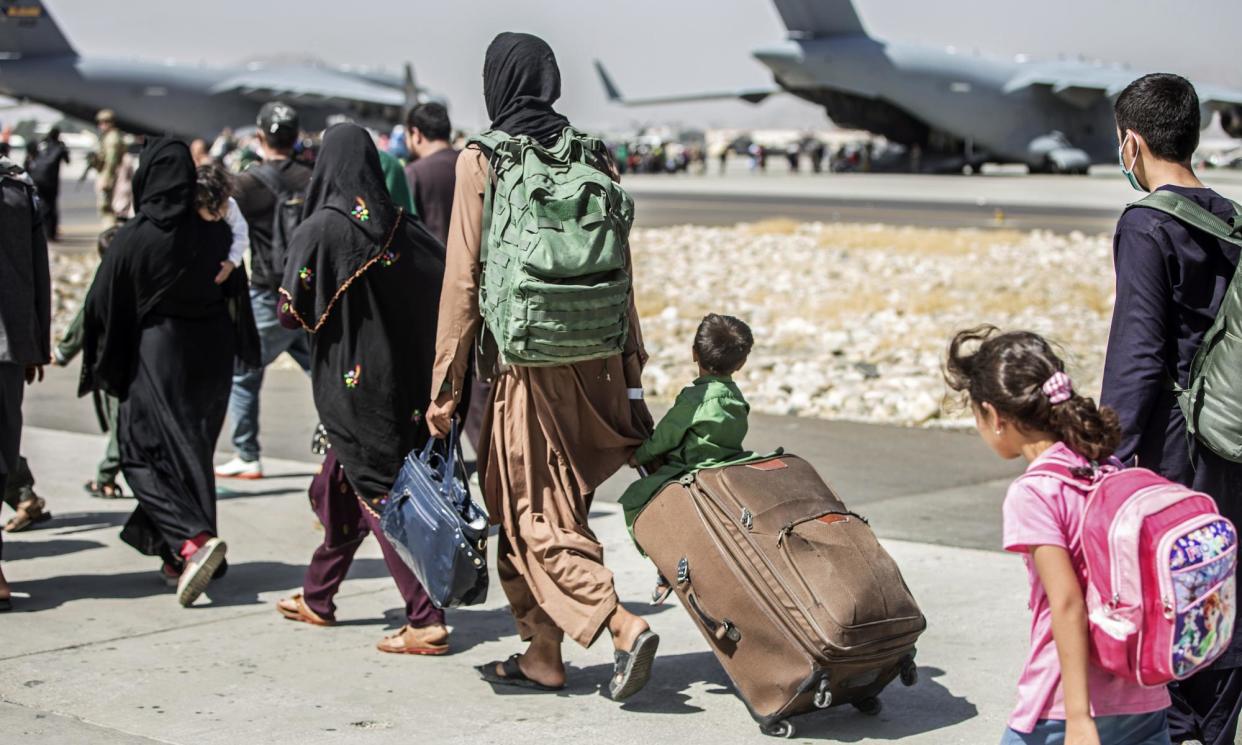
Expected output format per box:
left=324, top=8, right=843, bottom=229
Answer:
left=620, top=375, right=751, bottom=536
left=378, top=151, right=415, bottom=214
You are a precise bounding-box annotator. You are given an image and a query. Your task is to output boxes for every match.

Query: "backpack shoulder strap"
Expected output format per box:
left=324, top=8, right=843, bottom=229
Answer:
left=1128, top=190, right=1242, bottom=249
left=1133, top=190, right=1242, bottom=437
left=1021, top=461, right=1100, bottom=492
left=467, top=130, right=511, bottom=158
left=247, top=161, right=284, bottom=198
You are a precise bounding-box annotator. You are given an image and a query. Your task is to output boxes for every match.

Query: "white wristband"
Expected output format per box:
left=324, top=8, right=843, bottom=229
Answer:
left=627, top=388, right=644, bottom=400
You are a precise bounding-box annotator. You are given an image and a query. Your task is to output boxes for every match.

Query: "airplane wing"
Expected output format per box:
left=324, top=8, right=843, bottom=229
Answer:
left=594, top=60, right=777, bottom=106
left=1007, top=68, right=1242, bottom=112
left=1196, top=84, right=1242, bottom=109
left=1002, top=71, right=1123, bottom=109
left=211, top=65, right=405, bottom=107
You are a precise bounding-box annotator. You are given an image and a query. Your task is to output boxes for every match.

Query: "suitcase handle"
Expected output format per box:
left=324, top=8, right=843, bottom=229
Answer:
left=686, top=590, right=741, bottom=643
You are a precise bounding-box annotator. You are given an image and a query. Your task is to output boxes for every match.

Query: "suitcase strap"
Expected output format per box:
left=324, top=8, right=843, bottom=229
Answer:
left=674, top=556, right=742, bottom=643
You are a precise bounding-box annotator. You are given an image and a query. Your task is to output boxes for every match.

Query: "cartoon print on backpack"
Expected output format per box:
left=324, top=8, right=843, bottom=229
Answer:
left=1173, top=585, right=1236, bottom=677
left=1170, top=518, right=1237, bottom=677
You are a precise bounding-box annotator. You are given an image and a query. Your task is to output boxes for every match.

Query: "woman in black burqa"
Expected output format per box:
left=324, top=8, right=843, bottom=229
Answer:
left=81, top=137, right=258, bottom=608
left=274, top=123, right=451, bottom=655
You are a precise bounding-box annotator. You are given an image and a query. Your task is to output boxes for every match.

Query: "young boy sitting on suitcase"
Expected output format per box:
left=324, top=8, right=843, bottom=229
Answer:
left=621, top=313, right=754, bottom=557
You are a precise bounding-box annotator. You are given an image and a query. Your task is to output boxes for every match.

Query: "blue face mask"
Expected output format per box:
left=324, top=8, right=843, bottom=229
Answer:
left=1118, top=133, right=1145, bottom=192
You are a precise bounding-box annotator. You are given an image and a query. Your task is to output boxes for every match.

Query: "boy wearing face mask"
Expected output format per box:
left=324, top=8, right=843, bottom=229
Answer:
left=1101, top=72, right=1242, bottom=745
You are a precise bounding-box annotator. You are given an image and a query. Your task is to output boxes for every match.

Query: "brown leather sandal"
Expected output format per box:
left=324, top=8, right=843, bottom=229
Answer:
left=276, top=593, right=334, bottom=626
left=4, top=496, right=51, bottom=533
left=376, top=624, right=450, bottom=655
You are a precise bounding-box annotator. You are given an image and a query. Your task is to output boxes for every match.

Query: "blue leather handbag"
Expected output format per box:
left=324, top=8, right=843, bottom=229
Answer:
left=380, top=420, right=489, bottom=608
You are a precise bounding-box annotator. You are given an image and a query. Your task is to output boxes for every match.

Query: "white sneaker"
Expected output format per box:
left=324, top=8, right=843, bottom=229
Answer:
left=177, top=537, right=227, bottom=607
left=215, top=455, right=262, bottom=480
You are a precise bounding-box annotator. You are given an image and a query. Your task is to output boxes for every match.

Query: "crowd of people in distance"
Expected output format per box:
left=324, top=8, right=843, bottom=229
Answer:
left=1, top=32, right=1241, bottom=745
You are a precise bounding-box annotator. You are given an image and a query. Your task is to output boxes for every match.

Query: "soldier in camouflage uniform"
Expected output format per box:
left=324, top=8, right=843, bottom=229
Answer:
left=92, top=109, right=126, bottom=223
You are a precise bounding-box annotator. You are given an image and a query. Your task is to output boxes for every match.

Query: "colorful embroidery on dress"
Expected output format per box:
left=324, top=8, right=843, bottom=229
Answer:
left=343, top=364, right=362, bottom=389
left=411, top=408, right=422, bottom=423
left=1170, top=518, right=1238, bottom=677
left=351, top=197, right=370, bottom=222
left=298, top=266, right=314, bottom=289
left=379, top=248, right=399, bottom=267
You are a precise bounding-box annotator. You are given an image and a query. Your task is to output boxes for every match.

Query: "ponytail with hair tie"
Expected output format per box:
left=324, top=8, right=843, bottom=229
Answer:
left=944, top=326, right=1121, bottom=463
left=1041, top=372, right=1073, bottom=404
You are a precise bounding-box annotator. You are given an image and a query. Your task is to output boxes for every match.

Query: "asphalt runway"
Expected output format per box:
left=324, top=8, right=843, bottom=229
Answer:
left=631, top=190, right=1119, bottom=232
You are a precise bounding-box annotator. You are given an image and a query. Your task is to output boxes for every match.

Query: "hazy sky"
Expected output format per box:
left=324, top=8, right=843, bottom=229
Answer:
left=46, top=0, right=1242, bottom=132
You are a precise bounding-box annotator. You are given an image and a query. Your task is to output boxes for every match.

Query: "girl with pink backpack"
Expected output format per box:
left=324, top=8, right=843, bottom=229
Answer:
left=944, top=327, right=1235, bottom=745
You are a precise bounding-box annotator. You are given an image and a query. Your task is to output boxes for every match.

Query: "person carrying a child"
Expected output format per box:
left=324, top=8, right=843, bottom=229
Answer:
left=620, top=313, right=754, bottom=536
left=80, top=138, right=259, bottom=608
left=944, top=326, right=1172, bottom=745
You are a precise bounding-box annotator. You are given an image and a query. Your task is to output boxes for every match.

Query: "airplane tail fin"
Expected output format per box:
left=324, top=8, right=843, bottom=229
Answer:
left=403, top=62, right=419, bottom=108
left=593, top=60, right=624, bottom=103
left=773, top=0, right=868, bottom=39
left=0, top=1, right=76, bottom=58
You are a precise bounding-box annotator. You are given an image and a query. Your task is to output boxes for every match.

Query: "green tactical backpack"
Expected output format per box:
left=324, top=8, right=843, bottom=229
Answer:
left=1131, top=189, right=1242, bottom=461
left=469, top=127, right=634, bottom=367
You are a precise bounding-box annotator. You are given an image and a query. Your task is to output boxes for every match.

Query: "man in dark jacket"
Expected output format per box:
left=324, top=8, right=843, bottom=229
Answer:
left=217, top=102, right=312, bottom=480
left=1100, top=72, right=1242, bottom=745
left=0, top=157, right=50, bottom=611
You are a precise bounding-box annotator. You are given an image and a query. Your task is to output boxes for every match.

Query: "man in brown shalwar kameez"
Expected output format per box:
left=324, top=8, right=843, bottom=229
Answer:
left=426, top=32, right=659, bottom=700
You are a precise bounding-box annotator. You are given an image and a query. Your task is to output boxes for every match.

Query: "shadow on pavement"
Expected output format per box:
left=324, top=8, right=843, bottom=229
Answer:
left=2, top=537, right=106, bottom=561
left=791, top=666, right=977, bottom=742
left=216, top=486, right=307, bottom=500
left=18, top=510, right=129, bottom=535
left=617, top=651, right=733, bottom=714
left=201, top=559, right=391, bottom=608
left=433, top=605, right=527, bottom=655
left=574, top=658, right=976, bottom=740
left=9, top=558, right=391, bottom=612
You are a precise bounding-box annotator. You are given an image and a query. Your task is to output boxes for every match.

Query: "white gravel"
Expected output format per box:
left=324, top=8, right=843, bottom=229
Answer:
left=52, top=221, right=1117, bottom=429
left=631, top=221, right=1115, bottom=428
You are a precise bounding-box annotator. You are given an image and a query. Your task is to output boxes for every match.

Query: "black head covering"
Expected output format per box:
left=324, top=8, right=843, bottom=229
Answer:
left=301, top=123, right=397, bottom=247
left=278, top=126, right=446, bottom=506
left=483, top=32, right=571, bottom=146
left=132, top=139, right=195, bottom=229
left=282, top=123, right=405, bottom=332
left=80, top=138, right=245, bottom=397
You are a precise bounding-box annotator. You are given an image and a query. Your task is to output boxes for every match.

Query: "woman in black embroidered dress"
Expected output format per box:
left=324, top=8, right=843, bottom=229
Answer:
left=273, top=123, right=450, bottom=654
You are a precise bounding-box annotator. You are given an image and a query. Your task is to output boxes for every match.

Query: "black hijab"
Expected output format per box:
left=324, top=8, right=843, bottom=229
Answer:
left=483, top=32, right=571, bottom=146
left=279, top=124, right=445, bottom=505
left=80, top=138, right=253, bottom=397
left=282, top=123, right=404, bottom=332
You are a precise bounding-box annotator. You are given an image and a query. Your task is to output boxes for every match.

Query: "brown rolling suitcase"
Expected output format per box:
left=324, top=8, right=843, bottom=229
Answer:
left=632, top=453, right=926, bottom=738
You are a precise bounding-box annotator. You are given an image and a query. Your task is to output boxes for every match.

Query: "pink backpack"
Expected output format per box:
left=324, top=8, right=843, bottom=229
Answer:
left=1026, top=463, right=1237, bottom=686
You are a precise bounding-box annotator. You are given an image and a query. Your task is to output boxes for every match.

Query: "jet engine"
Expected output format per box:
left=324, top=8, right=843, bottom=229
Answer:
left=1027, top=132, right=1090, bottom=175
left=1221, top=106, right=1242, bottom=139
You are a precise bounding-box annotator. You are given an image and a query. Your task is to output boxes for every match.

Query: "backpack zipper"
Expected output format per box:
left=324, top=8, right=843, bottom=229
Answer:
left=1106, top=484, right=1187, bottom=608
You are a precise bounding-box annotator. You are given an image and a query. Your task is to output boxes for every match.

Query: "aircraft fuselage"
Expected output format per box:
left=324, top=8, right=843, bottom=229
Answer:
left=753, top=36, right=1128, bottom=166
left=0, top=55, right=395, bottom=139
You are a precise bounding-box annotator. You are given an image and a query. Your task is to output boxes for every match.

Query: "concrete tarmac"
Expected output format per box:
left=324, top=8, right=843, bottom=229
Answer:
left=22, top=364, right=1020, bottom=552
left=2, top=426, right=1027, bottom=745
left=15, top=170, right=1229, bottom=742
left=626, top=168, right=1242, bottom=233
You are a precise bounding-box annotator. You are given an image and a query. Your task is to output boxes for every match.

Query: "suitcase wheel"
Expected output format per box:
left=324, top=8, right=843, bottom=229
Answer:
left=759, top=720, right=796, bottom=738
left=900, top=658, right=918, bottom=687
left=853, top=696, right=883, bottom=716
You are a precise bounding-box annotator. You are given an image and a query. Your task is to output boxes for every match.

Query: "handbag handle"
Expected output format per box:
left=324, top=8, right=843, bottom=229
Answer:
left=418, top=417, right=468, bottom=500
left=442, top=417, right=461, bottom=497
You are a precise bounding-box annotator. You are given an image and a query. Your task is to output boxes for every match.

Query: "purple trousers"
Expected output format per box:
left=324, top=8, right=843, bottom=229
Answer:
left=301, top=449, right=444, bottom=628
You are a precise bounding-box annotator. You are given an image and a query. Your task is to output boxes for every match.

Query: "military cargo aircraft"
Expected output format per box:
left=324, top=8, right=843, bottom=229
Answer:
left=597, top=0, right=1242, bottom=173
left=0, top=0, right=433, bottom=139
